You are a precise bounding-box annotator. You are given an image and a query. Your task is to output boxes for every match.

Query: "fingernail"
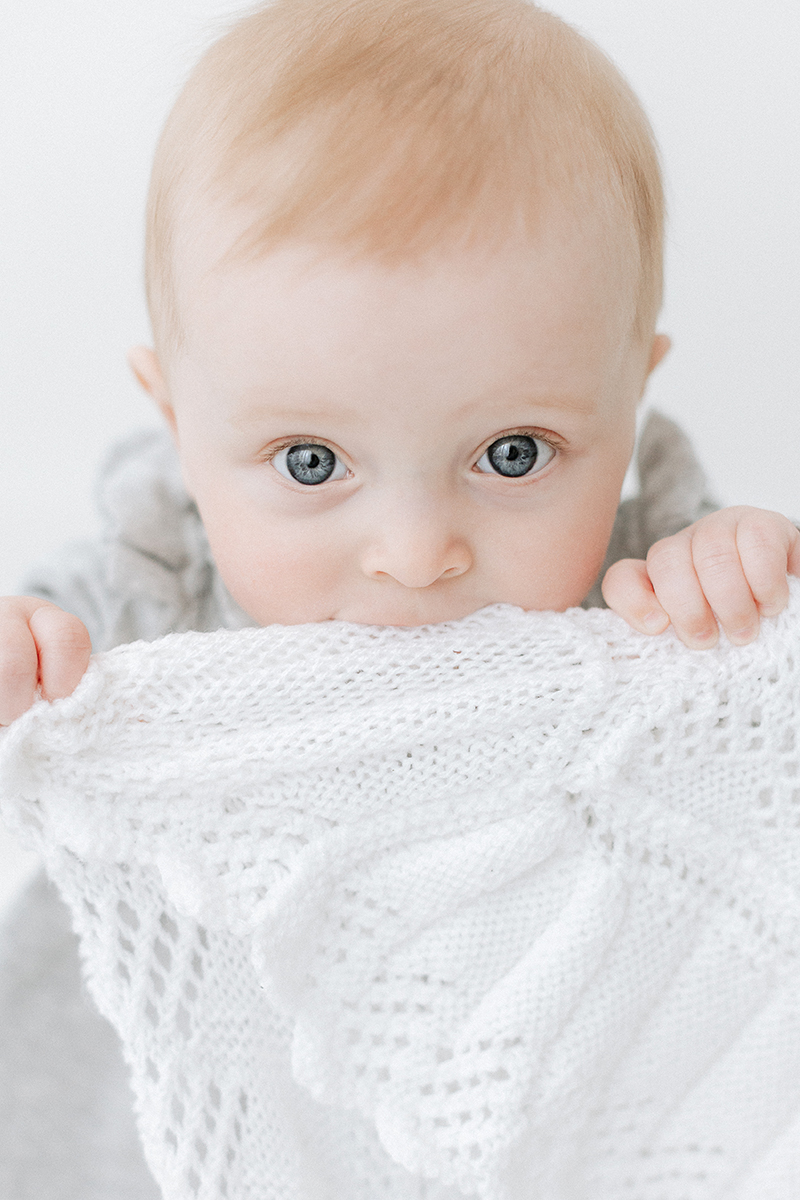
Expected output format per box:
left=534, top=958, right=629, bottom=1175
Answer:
left=689, top=628, right=718, bottom=648
left=642, top=611, right=668, bottom=633
left=728, top=626, right=757, bottom=646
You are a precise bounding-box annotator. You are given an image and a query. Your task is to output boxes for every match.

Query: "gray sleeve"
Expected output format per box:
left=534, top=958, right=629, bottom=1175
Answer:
left=20, top=428, right=252, bottom=652
left=583, top=410, right=720, bottom=609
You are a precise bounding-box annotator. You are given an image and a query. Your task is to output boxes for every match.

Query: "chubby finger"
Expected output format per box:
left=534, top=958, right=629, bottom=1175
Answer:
left=601, top=558, right=670, bottom=634
left=733, top=511, right=796, bottom=619
left=681, top=518, right=760, bottom=645
left=0, top=604, right=40, bottom=725
left=28, top=604, right=92, bottom=702
left=645, top=531, right=721, bottom=648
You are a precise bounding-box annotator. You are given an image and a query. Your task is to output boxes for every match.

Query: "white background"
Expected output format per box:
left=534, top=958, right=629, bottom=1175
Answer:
left=1, top=0, right=799, bottom=914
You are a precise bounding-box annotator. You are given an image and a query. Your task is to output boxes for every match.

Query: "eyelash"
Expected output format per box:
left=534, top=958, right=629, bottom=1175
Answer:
left=263, top=438, right=350, bottom=463
left=264, top=437, right=333, bottom=459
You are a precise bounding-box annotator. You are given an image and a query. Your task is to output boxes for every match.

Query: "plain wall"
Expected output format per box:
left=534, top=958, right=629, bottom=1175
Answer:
left=1, top=0, right=799, bottom=911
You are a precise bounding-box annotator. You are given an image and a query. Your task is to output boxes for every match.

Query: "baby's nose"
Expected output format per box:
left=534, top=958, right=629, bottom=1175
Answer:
left=360, top=498, right=472, bottom=588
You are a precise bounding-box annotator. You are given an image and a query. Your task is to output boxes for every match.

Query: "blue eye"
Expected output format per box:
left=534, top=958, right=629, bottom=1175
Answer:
left=273, top=443, right=348, bottom=485
left=475, top=434, right=554, bottom=478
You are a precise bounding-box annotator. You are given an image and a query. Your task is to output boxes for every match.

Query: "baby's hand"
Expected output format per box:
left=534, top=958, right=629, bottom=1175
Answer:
left=601, top=507, right=800, bottom=649
left=0, top=598, right=91, bottom=725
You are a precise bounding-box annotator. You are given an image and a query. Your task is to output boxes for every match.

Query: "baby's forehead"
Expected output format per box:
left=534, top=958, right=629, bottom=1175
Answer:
left=168, top=210, right=643, bottom=437
left=174, top=181, right=640, bottom=319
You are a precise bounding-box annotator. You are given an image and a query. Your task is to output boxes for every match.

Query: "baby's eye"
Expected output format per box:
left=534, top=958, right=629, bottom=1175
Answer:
left=272, top=442, right=348, bottom=485
left=475, top=434, right=555, bottom=478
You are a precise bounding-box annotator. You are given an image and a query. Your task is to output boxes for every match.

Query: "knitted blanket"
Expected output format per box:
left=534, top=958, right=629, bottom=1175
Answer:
left=2, top=589, right=800, bottom=1200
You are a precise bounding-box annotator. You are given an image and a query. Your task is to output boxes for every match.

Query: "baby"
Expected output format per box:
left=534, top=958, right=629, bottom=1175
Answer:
left=4, top=0, right=800, bottom=1190
left=2, top=0, right=800, bottom=734
left=2, top=0, right=800, bottom=728
left=0, top=0, right=798, bottom=722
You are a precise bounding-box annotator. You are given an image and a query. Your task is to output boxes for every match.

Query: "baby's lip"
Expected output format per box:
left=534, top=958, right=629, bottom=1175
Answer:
left=333, top=598, right=492, bottom=627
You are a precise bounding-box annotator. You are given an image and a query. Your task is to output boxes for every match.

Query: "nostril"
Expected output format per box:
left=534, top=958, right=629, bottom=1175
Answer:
left=361, top=532, right=471, bottom=587
left=367, top=562, right=466, bottom=588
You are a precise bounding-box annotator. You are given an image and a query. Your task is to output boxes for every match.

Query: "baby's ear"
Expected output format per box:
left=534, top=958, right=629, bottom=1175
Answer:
left=127, top=346, right=177, bottom=438
left=647, top=333, right=671, bottom=375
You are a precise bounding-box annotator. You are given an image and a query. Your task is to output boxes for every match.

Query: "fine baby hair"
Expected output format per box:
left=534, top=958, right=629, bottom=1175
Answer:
left=145, top=0, right=664, bottom=360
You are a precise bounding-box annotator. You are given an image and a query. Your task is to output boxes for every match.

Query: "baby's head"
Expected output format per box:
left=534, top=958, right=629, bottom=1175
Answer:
left=129, top=0, right=669, bottom=627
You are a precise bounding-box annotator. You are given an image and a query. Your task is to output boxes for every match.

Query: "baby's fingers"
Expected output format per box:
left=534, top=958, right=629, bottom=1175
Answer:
left=28, top=604, right=92, bottom=703
left=0, top=599, right=91, bottom=726
left=0, top=602, right=40, bottom=725
left=734, top=511, right=798, bottom=618
left=645, top=531, right=728, bottom=648
left=601, top=558, right=670, bottom=635
left=682, top=509, right=797, bottom=644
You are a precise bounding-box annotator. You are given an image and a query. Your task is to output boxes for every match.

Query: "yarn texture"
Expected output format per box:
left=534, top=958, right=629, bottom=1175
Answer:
left=2, top=586, right=800, bottom=1200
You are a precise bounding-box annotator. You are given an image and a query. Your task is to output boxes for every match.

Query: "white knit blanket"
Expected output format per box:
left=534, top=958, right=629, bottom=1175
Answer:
left=2, top=588, right=800, bottom=1200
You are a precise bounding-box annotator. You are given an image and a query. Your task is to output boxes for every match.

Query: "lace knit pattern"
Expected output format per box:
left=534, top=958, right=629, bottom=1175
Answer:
left=2, top=588, right=800, bottom=1200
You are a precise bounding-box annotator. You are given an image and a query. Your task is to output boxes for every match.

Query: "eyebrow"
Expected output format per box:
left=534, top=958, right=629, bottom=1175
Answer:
left=443, top=393, right=599, bottom=421
left=231, top=393, right=597, bottom=431
left=230, top=404, right=360, bottom=430
left=512, top=395, right=597, bottom=418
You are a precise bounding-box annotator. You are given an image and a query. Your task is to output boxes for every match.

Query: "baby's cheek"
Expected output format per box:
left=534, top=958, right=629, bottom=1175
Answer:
left=207, top=522, right=345, bottom=625
left=509, top=513, right=615, bottom=612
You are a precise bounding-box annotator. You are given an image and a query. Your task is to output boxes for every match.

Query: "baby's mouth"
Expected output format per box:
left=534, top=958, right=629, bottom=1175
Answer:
left=334, top=594, right=490, bottom=628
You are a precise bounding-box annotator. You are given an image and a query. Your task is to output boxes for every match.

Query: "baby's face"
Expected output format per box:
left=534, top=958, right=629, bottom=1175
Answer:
left=153, top=213, right=659, bottom=626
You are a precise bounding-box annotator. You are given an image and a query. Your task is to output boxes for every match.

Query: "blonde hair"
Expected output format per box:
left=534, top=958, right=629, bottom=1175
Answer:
left=146, top=0, right=664, bottom=360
